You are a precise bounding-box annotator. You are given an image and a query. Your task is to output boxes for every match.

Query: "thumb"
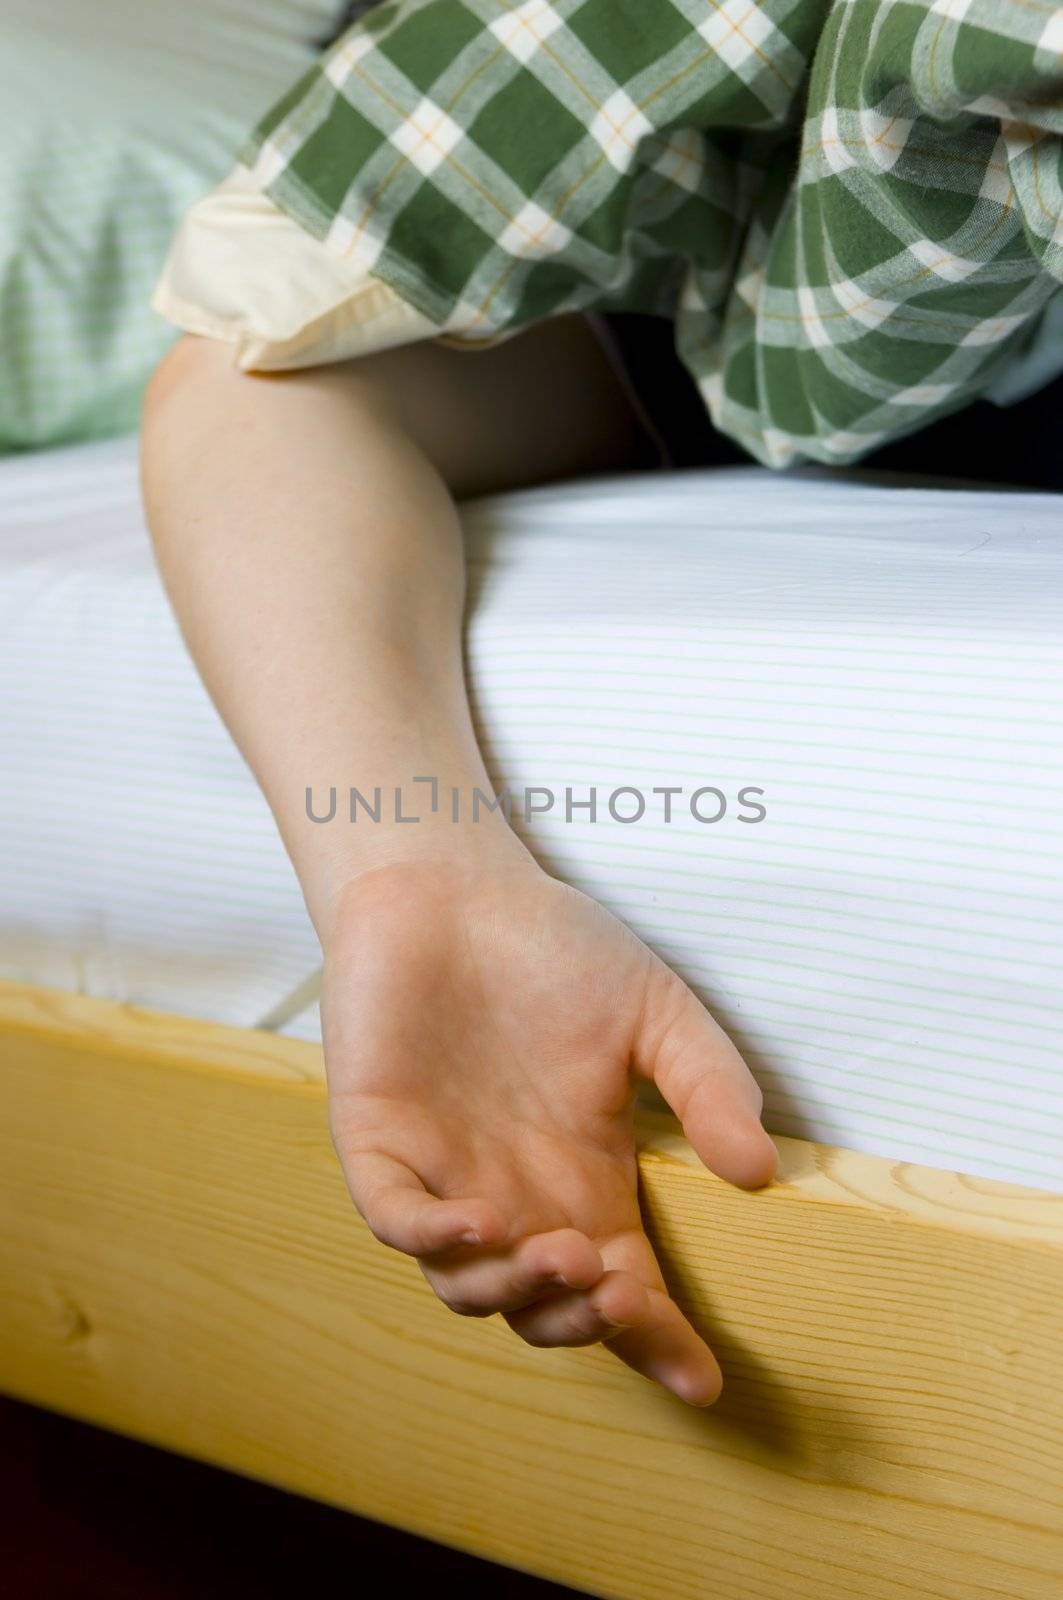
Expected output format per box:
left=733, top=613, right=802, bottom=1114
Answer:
left=634, top=965, right=778, bottom=1189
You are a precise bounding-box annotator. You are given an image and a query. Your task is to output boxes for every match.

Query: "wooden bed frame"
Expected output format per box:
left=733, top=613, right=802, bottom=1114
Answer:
left=2, top=978, right=1061, bottom=1598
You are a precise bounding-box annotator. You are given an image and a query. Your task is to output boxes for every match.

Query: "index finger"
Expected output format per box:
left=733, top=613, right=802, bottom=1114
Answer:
left=342, top=1149, right=506, bottom=1257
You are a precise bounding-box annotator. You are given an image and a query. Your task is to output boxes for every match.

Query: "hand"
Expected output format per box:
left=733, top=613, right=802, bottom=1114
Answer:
left=321, top=857, right=777, bottom=1404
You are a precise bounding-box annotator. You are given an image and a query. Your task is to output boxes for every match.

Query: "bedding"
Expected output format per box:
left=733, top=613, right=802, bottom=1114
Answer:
left=1, top=436, right=1061, bottom=1190
left=236, top=0, right=1063, bottom=467
left=0, top=0, right=344, bottom=450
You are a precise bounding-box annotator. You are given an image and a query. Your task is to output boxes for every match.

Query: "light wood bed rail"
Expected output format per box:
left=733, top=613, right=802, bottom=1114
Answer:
left=2, top=980, right=1061, bottom=1598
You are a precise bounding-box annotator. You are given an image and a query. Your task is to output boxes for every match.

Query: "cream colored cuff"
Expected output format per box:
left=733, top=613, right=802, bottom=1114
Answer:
left=151, top=164, right=440, bottom=371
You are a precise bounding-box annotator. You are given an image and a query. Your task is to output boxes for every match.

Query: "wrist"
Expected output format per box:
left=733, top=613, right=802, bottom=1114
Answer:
left=309, top=803, right=536, bottom=950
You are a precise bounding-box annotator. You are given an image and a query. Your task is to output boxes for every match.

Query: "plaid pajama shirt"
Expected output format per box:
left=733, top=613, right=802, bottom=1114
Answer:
left=243, top=0, right=1063, bottom=467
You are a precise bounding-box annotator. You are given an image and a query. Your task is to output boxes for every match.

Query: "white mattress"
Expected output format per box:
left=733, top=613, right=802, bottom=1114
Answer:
left=2, top=437, right=1061, bottom=1190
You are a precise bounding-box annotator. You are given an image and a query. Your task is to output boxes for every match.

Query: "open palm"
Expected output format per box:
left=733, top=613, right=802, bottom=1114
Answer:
left=323, top=859, right=777, bottom=1404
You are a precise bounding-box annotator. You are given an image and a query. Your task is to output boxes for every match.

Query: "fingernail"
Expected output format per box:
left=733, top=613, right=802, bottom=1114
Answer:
left=460, top=1229, right=482, bottom=1246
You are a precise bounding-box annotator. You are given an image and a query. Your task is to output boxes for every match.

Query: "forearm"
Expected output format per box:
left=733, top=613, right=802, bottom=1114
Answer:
left=141, top=320, right=638, bottom=942
left=141, top=337, right=528, bottom=943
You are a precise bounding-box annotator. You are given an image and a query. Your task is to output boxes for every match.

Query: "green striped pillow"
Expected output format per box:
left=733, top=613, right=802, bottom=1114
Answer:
left=0, top=0, right=341, bottom=451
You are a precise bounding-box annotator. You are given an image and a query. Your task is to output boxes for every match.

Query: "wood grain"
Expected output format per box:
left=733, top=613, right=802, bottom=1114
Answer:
left=2, top=981, right=1061, bottom=1599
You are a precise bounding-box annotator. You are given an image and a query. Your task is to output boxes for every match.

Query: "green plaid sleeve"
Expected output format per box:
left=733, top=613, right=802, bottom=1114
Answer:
left=242, top=0, right=1063, bottom=467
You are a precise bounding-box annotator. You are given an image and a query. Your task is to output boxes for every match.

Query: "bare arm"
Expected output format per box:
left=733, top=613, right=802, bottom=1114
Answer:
left=140, top=320, right=776, bottom=1406
left=142, top=320, right=635, bottom=933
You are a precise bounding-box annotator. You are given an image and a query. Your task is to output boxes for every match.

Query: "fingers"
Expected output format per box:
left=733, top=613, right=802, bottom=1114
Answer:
left=636, top=969, right=778, bottom=1189
left=605, top=1288, right=723, bottom=1406
left=341, top=1142, right=729, bottom=1407
left=344, top=1152, right=609, bottom=1320
left=506, top=1229, right=722, bottom=1406
left=591, top=1230, right=723, bottom=1404
left=423, top=1228, right=604, bottom=1317
left=506, top=1271, right=721, bottom=1406
left=342, top=1151, right=507, bottom=1256
left=505, top=1268, right=649, bottom=1347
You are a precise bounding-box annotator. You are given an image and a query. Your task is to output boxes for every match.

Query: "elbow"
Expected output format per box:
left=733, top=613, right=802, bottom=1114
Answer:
left=142, top=334, right=234, bottom=434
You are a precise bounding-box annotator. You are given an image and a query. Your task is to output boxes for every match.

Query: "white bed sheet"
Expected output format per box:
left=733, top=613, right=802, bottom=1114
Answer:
left=1, top=437, right=1060, bottom=1189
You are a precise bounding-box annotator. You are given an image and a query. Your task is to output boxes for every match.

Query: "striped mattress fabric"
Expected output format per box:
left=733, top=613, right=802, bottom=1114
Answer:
left=1, top=438, right=1060, bottom=1191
